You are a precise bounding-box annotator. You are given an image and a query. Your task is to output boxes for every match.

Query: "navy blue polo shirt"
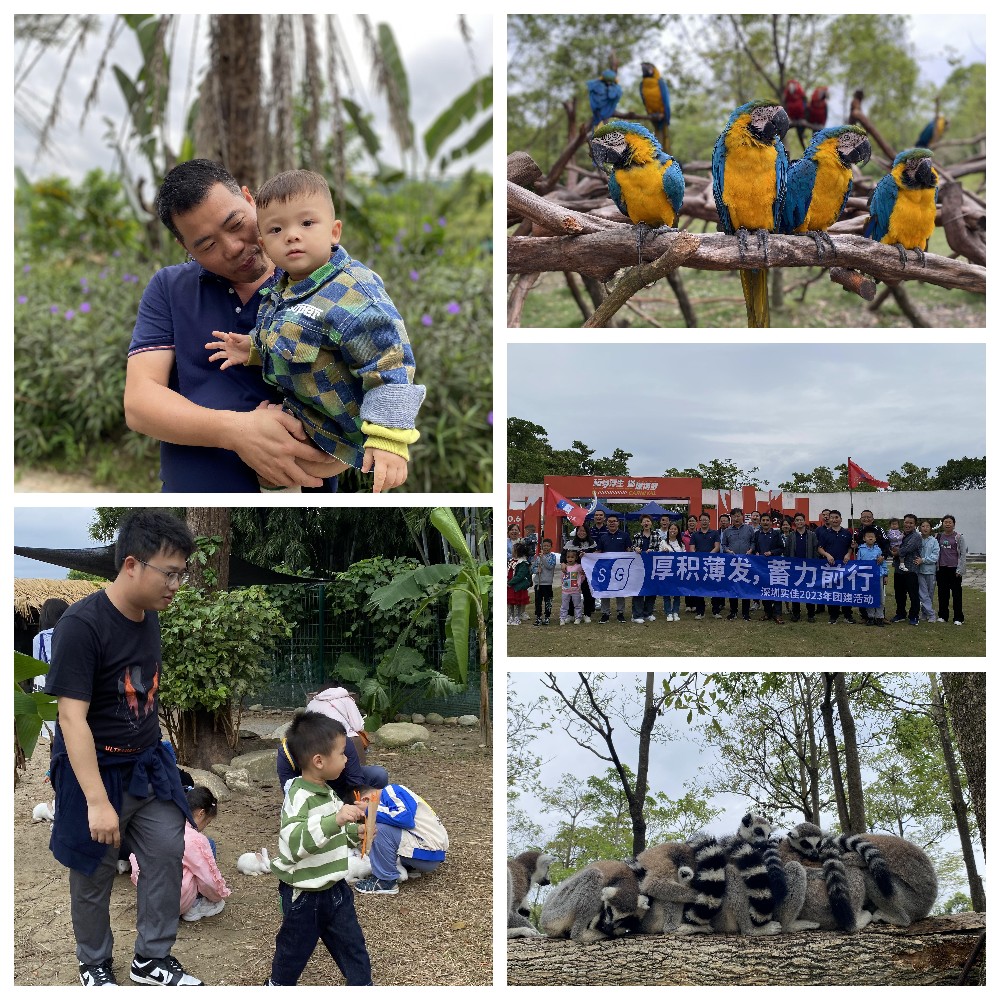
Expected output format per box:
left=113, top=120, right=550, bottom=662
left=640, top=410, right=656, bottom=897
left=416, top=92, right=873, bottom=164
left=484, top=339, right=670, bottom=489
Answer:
left=816, top=525, right=853, bottom=563
left=597, top=527, right=631, bottom=552
left=129, top=261, right=336, bottom=493
left=690, top=528, right=720, bottom=553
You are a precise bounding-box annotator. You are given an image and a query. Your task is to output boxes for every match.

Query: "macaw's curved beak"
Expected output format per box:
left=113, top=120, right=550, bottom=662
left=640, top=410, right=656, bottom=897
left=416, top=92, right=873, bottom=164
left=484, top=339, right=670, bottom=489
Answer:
left=761, top=106, right=790, bottom=144
left=590, top=140, right=618, bottom=173
left=914, top=158, right=936, bottom=187
left=840, top=135, right=872, bottom=168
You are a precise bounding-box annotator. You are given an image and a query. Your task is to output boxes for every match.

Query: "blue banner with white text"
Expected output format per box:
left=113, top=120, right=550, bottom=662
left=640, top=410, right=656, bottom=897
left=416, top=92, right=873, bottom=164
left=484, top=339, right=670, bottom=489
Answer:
left=581, top=552, right=882, bottom=608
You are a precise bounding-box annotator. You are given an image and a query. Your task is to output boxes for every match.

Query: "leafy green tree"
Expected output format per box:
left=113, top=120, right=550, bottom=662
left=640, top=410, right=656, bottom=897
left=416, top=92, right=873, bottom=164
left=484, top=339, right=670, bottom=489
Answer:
left=158, top=585, right=292, bottom=768
left=664, top=459, right=766, bottom=489
left=508, top=417, right=559, bottom=483
left=887, top=461, right=933, bottom=491
left=13, top=652, right=58, bottom=784
left=933, top=456, right=985, bottom=491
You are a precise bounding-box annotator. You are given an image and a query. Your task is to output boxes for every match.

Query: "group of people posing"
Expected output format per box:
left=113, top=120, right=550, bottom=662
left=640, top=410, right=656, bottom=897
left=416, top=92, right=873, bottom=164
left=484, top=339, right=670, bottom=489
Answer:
left=506, top=507, right=968, bottom=629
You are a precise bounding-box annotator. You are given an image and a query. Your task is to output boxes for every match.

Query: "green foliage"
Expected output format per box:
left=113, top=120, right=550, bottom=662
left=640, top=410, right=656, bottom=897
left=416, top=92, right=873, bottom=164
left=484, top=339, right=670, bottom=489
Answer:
left=323, top=556, right=438, bottom=664
left=663, top=459, right=765, bottom=490
left=424, top=74, right=493, bottom=172
left=13, top=652, right=58, bottom=769
left=158, top=586, right=292, bottom=714
left=507, top=417, right=635, bottom=482
left=939, top=891, right=972, bottom=914
left=14, top=245, right=160, bottom=488
left=334, top=645, right=461, bottom=731
left=14, top=169, right=144, bottom=258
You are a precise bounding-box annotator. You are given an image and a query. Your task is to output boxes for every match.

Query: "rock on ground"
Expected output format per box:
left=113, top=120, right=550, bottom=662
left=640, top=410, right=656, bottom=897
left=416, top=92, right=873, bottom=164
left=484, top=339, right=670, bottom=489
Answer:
left=373, top=722, right=431, bottom=747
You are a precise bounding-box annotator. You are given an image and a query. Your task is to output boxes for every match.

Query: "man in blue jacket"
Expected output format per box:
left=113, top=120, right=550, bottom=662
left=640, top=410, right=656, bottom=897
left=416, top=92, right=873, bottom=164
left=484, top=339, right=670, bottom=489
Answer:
left=816, top=509, right=857, bottom=624
left=752, top=512, right=785, bottom=624
left=596, top=513, right=632, bottom=624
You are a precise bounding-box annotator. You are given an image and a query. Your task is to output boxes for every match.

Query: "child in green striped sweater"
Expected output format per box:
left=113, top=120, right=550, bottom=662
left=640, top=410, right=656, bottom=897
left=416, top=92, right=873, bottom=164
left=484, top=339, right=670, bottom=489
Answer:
left=267, top=713, right=373, bottom=986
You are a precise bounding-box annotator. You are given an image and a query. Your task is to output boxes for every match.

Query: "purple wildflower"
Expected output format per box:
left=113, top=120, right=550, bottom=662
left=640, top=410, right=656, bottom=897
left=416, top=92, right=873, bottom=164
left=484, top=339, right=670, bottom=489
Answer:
left=409, top=270, right=420, bottom=282
left=50, top=305, right=59, bottom=314
left=17, top=295, right=27, bottom=304
left=113, top=250, right=121, bottom=258
left=80, top=277, right=89, bottom=288
left=23, top=264, right=31, bottom=274
left=80, top=302, right=91, bottom=314
left=438, top=216, right=446, bottom=227
left=421, top=314, right=433, bottom=327
left=65, top=309, right=76, bottom=321
left=99, top=269, right=108, bottom=280
left=446, top=301, right=460, bottom=315
left=487, top=411, right=493, bottom=426
left=422, top=222, right=432, bottom=233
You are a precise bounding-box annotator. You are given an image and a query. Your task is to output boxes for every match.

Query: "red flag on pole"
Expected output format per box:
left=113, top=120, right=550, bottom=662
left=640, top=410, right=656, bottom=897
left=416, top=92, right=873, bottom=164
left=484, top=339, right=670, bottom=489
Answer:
left=847, top=459, right=889, bottom=490
left=547, top=487, right=587, bottom=526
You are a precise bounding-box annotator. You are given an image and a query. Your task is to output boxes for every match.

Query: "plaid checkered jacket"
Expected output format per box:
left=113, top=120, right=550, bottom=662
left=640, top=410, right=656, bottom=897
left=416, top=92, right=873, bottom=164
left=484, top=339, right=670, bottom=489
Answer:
left=250, top=247, right=424, bottom=468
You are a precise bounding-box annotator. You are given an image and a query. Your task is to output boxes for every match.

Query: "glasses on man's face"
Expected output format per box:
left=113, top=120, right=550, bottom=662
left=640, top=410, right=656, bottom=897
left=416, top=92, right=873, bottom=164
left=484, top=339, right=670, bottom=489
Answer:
left=138, top=560, right=190, bottom=587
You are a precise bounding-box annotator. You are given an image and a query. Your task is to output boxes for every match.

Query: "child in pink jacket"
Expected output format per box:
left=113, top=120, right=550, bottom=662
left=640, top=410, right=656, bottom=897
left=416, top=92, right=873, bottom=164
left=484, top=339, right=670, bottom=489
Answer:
left=131, top=786, right=230, bottom=922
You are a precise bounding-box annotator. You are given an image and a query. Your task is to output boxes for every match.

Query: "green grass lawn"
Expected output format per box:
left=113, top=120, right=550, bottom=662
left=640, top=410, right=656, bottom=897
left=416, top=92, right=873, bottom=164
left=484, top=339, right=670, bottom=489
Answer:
left=507, top=587, right=985, bottom=658
left=518, top=230, right=985, bottom=329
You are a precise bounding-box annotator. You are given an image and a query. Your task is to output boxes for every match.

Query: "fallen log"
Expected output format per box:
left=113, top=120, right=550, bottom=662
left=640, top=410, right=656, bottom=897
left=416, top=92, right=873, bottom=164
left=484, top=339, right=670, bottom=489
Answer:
left=507, top=913, right=985, bottom=986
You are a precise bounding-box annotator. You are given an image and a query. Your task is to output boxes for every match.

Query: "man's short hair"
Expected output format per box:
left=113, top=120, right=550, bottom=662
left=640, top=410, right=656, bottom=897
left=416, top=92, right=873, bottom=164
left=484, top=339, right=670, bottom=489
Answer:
left=942, top=514, right=956, bottom=524
left=542, top=537, right=553, bottom=546
left=904, top=513, right=917, bottom=523
left=700, top=512, right=710, bottom=520
left=115, top=510, right=196, bottom=572
left=861, top=509, right=873, bottom=517
left=731, top=507, right=743, bottom=515
left=794, top=512, right=805, bottom=521
left=607, top=513, right=619, bottom=521
left=256, top=169, right=334, bottom=214
left=286, top=711, right=346, bottom=768
left=828, top=509, right=842, bottom=518
left=155, top=159, right=242, bottom=243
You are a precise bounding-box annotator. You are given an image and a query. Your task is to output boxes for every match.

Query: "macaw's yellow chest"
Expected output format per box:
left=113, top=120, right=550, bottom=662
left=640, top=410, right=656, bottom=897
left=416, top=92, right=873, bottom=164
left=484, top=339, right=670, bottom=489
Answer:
left=882, top=186, right=936, bottom=250
left=721, top=141, right=778, bottom=231
left=641, top=78, right=664, bottom=117
left=799, top=147, right=850, bottom=232
left=617, top=161, right=677, bottom=227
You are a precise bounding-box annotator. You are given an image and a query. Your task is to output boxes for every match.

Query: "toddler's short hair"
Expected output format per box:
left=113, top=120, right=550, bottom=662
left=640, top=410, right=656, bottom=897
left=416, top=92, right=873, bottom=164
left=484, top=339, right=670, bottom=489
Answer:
left=286, top=711, right=346, bottom=768
left=256, top=169, right=334, bottom=214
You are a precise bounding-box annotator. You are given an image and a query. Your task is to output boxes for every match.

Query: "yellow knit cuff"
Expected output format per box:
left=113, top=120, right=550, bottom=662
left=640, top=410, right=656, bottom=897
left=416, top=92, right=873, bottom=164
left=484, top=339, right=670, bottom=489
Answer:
left=246, top=342, right=263, bottom=367
left=362, top=422, right=420, bottom=461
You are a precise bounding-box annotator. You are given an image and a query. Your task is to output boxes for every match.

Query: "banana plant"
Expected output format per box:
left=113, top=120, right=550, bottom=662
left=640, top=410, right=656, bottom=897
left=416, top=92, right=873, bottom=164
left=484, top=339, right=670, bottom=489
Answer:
left=368, top=507, right=492, bottom=744
left=14, top=651, right=58, bottom=784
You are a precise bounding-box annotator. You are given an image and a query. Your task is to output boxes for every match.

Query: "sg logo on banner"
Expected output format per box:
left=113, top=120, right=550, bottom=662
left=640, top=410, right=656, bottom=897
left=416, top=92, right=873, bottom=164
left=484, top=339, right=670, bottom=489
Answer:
left=591, top=555, right=644, bottom=594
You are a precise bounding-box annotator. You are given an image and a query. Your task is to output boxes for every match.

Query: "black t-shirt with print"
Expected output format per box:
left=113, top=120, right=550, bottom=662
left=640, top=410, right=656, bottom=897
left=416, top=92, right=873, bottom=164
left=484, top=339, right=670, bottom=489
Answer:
left=46, top=590, right=163, bottom=753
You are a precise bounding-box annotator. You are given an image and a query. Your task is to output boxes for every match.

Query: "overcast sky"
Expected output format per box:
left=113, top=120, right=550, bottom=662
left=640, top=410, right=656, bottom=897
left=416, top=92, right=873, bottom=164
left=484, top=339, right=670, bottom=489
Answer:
left=15, top=14, right=492, bottom=185
left=14, top=508, right=100, bottom=579
left=508, top=343, right=985, bottom=488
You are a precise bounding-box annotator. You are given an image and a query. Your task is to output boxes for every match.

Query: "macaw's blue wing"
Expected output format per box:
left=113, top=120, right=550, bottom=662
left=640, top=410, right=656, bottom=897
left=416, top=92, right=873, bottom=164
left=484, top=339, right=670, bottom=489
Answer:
left=606, top=170, right=628, bottom=220
left=837, top=179, right=853, bottom=226
left=916, top=120, right=934, bottom=148
left=659, top=78, right=671, bottom=125
left=781, top=156, right=818, bottom=233
left=772, top=139, right=789, bottom=230
left=662, top=157, right=685, bottom=219
left=864, top=173, right=899, bottom=242
left=711, top=132, right=733, bottom=234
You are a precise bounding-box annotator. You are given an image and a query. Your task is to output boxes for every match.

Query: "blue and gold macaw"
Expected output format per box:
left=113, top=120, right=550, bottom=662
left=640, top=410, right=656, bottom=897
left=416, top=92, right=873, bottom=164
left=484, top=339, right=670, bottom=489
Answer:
left=864, top=147, right=939, bottom=266
left=712, top=100, right=790, bottom=327
left=587, top=69, right=623, bottom=129
left=590, top=119, right=685, bottom=263
left=780, top=125, right=871, bottom=256
left=639, top=62, right=671, bottom=152
left=916, top=115, right=948, bottom=148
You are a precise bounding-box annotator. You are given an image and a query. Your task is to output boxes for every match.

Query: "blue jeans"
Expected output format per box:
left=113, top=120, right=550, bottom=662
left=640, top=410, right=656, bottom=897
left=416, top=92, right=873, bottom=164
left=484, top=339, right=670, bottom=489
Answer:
left=663, top=595, right=680, bottom=615
left=270, top=880, right=372, bottom=985
left=632, top=595, right=656, bottom=618
left=369, top=822, right=442, bottom=882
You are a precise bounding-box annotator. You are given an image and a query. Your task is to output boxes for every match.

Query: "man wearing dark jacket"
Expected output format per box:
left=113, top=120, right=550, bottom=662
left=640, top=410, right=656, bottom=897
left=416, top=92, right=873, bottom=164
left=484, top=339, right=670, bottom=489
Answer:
left=784, top=512, right=819, bottom=622
left=752, top=513, right=785, bottom=624
left=596, top=514, right=632, bottom=624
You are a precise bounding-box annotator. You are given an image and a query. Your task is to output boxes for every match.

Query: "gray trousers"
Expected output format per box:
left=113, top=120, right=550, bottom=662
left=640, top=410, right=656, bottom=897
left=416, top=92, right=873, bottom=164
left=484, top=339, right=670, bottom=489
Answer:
left=600, top=597, right=626, bottom=614
left=70, top=790, right=185, bottom=965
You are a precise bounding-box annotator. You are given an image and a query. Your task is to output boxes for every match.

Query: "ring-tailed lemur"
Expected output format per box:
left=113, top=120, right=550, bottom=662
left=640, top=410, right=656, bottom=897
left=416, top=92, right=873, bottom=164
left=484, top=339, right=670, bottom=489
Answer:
left=632, top=842, right=699, bottom=933
left=674, top=833, right=728, bottom=935
left=507, top=850, right=555, bottom=938
left=789, top=823, right=937, bottom=926
left=775, top=824, right=868, bottom=932
left=711, top=814, right=782, bottom=935
left=539, top=860, right=650, bottom=943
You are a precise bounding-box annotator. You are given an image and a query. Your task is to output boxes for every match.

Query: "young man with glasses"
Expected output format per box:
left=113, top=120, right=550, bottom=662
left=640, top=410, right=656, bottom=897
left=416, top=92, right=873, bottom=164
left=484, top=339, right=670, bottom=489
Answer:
left=45, top=510, right=202, bottom=986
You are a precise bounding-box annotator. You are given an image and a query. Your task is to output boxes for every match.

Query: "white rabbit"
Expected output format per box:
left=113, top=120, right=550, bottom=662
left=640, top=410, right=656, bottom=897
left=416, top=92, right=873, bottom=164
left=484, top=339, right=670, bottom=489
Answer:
left=32, top=801, right=55, bottom=823
left=346, top=851, right=372, bottom=883
left=237, top=848, right=272, bottom=875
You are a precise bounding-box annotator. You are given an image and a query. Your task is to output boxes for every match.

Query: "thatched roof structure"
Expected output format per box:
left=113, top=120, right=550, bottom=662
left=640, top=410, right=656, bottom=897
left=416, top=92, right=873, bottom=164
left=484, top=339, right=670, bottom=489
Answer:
left=14, top=579, right=105, bottom=622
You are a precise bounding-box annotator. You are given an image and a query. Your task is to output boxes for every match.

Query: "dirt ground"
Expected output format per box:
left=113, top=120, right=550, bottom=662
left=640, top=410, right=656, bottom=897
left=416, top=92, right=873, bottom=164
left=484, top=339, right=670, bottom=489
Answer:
left=13, top=713, right=492, bottom=986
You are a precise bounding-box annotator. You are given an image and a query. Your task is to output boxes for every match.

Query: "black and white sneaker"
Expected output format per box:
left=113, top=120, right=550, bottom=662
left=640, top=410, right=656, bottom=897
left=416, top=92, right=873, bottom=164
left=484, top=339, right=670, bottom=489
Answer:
left=130, top=955, right=203, bottom=986
left=80, top=960, right=118, bottom=986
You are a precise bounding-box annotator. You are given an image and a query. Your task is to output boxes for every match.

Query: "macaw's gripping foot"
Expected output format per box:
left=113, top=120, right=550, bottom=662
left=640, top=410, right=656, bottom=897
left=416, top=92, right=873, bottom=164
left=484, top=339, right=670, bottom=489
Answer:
left=806, top=230, right=836, bottom=259
left=737, top=227, right=771, bottom=266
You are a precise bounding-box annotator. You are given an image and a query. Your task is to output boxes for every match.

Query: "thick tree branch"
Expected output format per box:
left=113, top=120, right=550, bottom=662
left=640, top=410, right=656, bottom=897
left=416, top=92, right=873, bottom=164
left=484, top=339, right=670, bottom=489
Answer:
left=508, top=228, right=985, bottom=295
left=508, top=914, right=986, bottom=986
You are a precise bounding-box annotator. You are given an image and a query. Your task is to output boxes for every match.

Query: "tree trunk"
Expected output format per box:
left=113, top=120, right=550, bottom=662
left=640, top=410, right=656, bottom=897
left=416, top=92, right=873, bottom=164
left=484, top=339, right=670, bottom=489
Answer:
left=821, top=673, right=850, bottom=830
left=195, top=15, right=264, bottom=191
left=833, top=672, right=866, bottom=833
left=185, top=508, right=231, bottom=591
left=928, top=672, right=986, bottom=911
left=630, top=674, right=656, bottom=857
left=508, top=915, right=985, bottom=985
left=180, top=708, right=236, bottom=771
left=940, top=672, right=986, bottom=855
